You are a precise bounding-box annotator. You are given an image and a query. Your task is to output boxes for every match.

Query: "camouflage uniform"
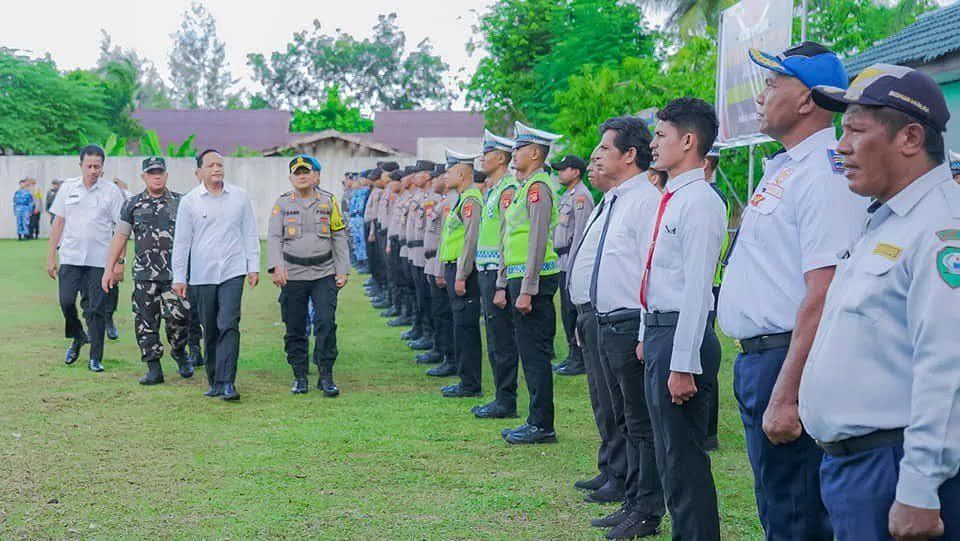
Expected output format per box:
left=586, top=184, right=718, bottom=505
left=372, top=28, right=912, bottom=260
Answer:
left=116, top=190, right=190, bottom=364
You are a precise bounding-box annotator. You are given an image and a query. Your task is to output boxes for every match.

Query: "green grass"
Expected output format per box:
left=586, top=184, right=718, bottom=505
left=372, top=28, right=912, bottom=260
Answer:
left=0, top=240, right=762, bottom=539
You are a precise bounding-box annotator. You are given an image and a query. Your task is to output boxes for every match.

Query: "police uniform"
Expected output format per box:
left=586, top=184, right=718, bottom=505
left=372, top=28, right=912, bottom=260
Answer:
left=349, top=176, right=371, bottom=272
left=268, top=156, right=350, bottom=396
left=408, top=171, right=435, bottom=351
left=550, top=158, right=594, bottom=376
left=388, top=173, right=414, bottom=325
left=473, top=130, right=521, bottom=419
left=438, top=150, right=484, bottom=397
left=378, top=172, right=401, bottom=317
left=424, top=171, right=459, bottom=375
left=14, top=184, right=34, bottom=240
left=497, top=121, right=563, bottom=444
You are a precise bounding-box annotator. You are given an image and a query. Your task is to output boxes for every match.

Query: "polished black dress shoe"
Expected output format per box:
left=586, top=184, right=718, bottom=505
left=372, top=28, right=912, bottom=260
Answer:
left=400, top=328, right=420, bottom=341
left=318, top=369, right=339, bottom=397
left=591, top=503, right=632, bottom=528
left=415, top=350, right=442, bottom=364
left=380, top=307, right=399, bottom=318
left=139, top=361, right=164, bottom=385
left=291, top=378, right=309, bottom=394
left=204, top=384, right=224, bottom=397
left=704, top=434, right=720, bottom=452
left=556, top=362, right=586, bottom=376
left=64, top=334, right=88, bottom=365
left=407, top=338, right=433, bottom=350
left=441, top=383, right=482, bottom=398
left=575, top=473, right=608, bottom=492
left=364, top=277, right=375, bottom=287
left=551, top=359, right=568, bottom=372
left=605, top=512, right=660, bottom=539
left=221, top=383, right=240, bottom=401
left=88, top=359, right=105, bottom=372
left=105, top=318, right=119, bottom=340
left=426, top=360, right=457, bottom=377
left=371, top=299, right=391, bottom=309
left=471, top=401, right=518, bottom=419
left=502, top=423, right=557, bottom=444
left=387, top=316, right=413, bottom=327
left=584, top=479, right=625, bottom=504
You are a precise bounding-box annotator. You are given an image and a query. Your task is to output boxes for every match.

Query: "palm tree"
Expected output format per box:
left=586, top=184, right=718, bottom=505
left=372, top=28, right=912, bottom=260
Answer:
left=635, top=0, right=728, bottom=35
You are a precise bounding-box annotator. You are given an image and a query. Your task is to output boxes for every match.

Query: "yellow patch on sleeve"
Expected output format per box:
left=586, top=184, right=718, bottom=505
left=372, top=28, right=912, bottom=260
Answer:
left=272, top=205, right=280, bottom=216
left=329, top=196, right=346, bottom=231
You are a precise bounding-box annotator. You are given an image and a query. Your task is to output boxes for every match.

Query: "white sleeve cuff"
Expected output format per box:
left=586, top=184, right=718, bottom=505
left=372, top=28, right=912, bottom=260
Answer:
left=669, top=347, right=702, bottom=375
left=896, top=463, right=945, bottom=510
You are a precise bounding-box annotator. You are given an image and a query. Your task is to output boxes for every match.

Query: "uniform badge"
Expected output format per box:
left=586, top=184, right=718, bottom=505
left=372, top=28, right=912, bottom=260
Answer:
left=287, top=226, right=297, bottom=236
left=937, top=246, right=960, bottom=288
left=527, top=187, right=540, bottom=205
left=500, top=192, right=512, bottom=210
left=272, top=205, right=280, bottom=216
left=873, top=242, right=902, bottom=261
left=749, top=192, right=765, bottom=207
left=321, top=225, right=330, bottom=234
left=827, top=149, right=845, bottom=174
left=936, top=229, right=960, bottom=242
left=464, top=203, right=474, bottom=219
left=576, top=195, right=586, bottom=210
left=320, top=203, right=330, bottom=211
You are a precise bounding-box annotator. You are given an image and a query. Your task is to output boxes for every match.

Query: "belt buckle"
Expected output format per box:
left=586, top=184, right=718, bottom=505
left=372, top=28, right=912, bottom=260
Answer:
left=736, top=340, right=745, bottom=353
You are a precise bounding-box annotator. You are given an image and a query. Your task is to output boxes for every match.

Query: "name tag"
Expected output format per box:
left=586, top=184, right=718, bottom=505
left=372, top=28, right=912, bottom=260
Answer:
left=873, top=243, right=902, bottom=261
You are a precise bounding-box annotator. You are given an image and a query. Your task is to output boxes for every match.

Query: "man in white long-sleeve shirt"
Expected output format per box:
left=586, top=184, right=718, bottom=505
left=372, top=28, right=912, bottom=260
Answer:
left=172, top=149, right=260, bottom=401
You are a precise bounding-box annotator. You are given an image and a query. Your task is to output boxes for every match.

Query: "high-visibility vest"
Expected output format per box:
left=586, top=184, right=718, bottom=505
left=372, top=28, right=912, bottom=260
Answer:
left=503, top=172, right=559, bottom=280
left=439, top=187, right=483, bottom=263
left=476, top=175, right=519, bottom=268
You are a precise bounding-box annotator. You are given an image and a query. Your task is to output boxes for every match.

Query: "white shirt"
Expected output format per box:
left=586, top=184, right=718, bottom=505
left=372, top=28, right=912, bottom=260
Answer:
left=568, top=197, right=605, bottom=305
left=638, top=168, right=726, bottom=374
left=718, top=128, right=869, bottom=339
left=172, top=182, right=260, bottom=285
left=799, top=165, right=960, bottom=510
left=50, top=177, right=125, bottom=268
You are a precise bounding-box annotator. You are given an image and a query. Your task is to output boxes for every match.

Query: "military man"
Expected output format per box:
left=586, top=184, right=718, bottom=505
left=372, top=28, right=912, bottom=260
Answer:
left=101, top=157, right=192, bottom=384
left=268, top=155, right=349, bottom=396
left=472, top=129, right=521, bottom=419
left=494, top=121, right=563, bottom=445
left=425, top=166, right=460, bottom=376
left=798, top=64, right=960, bottom=541
left=550, top=154, right=593, bottom=376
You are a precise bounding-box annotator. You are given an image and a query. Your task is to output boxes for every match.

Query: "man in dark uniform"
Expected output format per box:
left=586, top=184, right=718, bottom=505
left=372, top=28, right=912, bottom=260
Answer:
left=425, top=166, right=460, bottom=376
left=268, top=155, right=350, bottom=396
left=102, top=157, right=193, bottom=384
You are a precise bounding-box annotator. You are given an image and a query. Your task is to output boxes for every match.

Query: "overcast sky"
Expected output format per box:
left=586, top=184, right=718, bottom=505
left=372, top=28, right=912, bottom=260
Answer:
left=0, top=0, right=494, bottom=102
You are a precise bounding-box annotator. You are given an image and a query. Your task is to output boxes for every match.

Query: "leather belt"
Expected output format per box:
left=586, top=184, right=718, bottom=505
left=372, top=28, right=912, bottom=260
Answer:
left=597, top=309, right=642, bottom=326
left=283, top=251, right=332, bottom=266
left=407, top=240, right=424, bottom=248
left=816, top=428, right=904, bottom=457
left=389, top=235, right=399, bottom=242
left=399, top=240, right=408, bottom=247
left=424, top=250, right=437, bottom=259
left=643, top=311, right=679, bottom=327
left=738, top=331, right=792, bottom=354
left=575, top=302, right=595, bottom=315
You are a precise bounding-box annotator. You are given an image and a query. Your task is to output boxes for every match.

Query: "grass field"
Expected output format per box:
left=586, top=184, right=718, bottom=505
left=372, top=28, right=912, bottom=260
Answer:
left=0, top=240, right=762, bottom=539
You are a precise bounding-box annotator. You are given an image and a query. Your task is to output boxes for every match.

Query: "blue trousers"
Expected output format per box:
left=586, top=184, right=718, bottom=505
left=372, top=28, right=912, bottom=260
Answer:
left=734, top=347, right=832, bottom=540
left=15, top=208, right=32, bottom=237
left=349, top=217, right=366, bottom=262
left=821, top=443, right=960, bottom=540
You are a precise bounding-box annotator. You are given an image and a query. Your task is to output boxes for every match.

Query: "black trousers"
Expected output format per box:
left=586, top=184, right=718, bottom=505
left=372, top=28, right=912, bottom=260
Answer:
left=643, top=316, right=722, bottom=540
left=401, top=257, right=416, bottom=317
left=280, top=276, right=339, bottom=378
left=388, top=239, right=404, bottom=310
left=193, top=275, right=245, bottom=385
left=706, top=310, right=719, bottom=441
left=478, top=270, right=519, bottom=409
left=445, top=264, right=482, bottom=392
left=187, top=285, right=203, bottom=350
left=558, top=272, right=581, bottom=365
left=365, top=222, right=380, bottom=284
left=507, top=274, right=558, bottom=431
left=58, top=264, right=107, bottom=360
left=598, top=316, right=664, bottom=517
left=105, top=283, right=119, bottom=318
left=576, top=306, right=626, bottom=489
left=29, top=212, right=40, bottom=238
left=427, top=274, right=454, bottom=359
left=412, top=265, right=433, bottom=336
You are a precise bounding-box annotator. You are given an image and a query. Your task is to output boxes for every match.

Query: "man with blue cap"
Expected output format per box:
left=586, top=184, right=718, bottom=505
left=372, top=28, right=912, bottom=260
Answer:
left=717, top=41, right=867, bottom=539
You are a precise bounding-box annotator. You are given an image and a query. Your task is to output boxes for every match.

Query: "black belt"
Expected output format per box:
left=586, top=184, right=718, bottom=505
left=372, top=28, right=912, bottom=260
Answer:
left=738, top=331, right=792, bottom=354
left=597, top=309, right=642, bottom=326
left=399, top=240, right=408, bottom=247
left=816, top=428, right=904, bottom=457
left=389, top=235, right=399, bottom=242
left=643, top=311, right=679, bottom=327
left=424, top=250, right=436, bottom=259
left=283, top=251, right=332, bottom=267
left=575, top=302, right=594, bottom=315
left=407, top=240, right=423, bottom=248
left=555, top=246, right=570, bottom=255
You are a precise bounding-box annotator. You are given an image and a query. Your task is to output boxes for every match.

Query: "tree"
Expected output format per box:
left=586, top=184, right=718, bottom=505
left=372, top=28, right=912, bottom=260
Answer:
left=800, top=0, right=935, bottom=58
left=98, top=30, right=172, bottom=109
left=67, top=59, right=143, bottom=141
left=168, top=1, right=234, bottom=109
left=290, top=86, right=373, bottom=133
left=248, top=13, right=452, bottom=112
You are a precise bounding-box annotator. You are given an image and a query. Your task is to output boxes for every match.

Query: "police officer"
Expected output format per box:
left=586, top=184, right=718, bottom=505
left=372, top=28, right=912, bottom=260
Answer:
left=268, top=155, right=349, bottom=396
left=472, top=129, right=521, bottom=419
left=349, top=173, right=371, bottom=274
left=951, top=150, right=960, bottom=183
left=717, top=42, right=861, bottom=540
left=387, top=168, right=414, bottom=326
left=401, top=161, right=436, bottom=345
left=379, top=169, right=402, bottom=318
left=424, top=164, right=460, bottom=374
left=494, top=121, right=562, bottom=445
left=365, top=168, right=389, bottom=307
left=800, top=64, right=959, bottom=541
left=101, top=157, right=192, bottom=384
left=436, top=149, right=484, bottom=398
left=549, top=154, right=593, bottom=376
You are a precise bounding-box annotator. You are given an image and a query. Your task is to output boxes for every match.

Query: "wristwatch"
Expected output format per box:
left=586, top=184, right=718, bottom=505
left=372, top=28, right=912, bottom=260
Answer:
left=117, top=257, right=125, bottom=265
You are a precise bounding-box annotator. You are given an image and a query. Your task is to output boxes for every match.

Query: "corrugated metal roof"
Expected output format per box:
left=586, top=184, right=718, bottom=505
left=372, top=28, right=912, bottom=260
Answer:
left=133, top=109, right=292, bottom=154
left=845, top=3, right=960, bottom=75
left=372, top=110, right=485, bottom=154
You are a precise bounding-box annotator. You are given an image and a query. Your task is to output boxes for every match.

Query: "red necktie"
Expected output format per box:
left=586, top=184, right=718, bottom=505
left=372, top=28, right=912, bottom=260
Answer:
left=640, top=190, right=674, bottom=310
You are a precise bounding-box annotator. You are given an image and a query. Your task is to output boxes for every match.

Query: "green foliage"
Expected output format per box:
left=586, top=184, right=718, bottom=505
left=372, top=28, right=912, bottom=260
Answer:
left=103, top=133, right=131, bottom=157
left=798, top=0, right=936, bottom=57
left=230, top=146, right=263, bottom=157
left=139, top=130, right=164, bottom=156
left=289, top=86, right=374, bottom=133
left=167, top=134, right=197, bottom=158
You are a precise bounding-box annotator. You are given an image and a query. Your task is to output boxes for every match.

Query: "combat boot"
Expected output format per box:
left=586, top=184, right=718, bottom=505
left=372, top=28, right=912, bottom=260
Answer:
left=291, top=378, right=309, bottom=394
left=139, top=360, right=164, bottom=385
left=189, top=344, right=205, bottom=367
left=174, top=352, right=194, bottom=379
left=318, top=367, right=340, bottom=397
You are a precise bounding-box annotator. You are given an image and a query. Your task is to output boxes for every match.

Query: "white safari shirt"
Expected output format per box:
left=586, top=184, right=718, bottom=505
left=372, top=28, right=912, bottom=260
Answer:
left=49, top=177, right=126, bottom=268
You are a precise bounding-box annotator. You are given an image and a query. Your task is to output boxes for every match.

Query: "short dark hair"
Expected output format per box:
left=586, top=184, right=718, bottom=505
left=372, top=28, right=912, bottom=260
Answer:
left=648, top=167, right=668, bottom=189
left=599, top=116, right=654, bottom=170
left=79, top=144, right=105, bottom=164
left=196, top=149, right=222, bottom=168
left=656, top=98, right=719, bottom=158
left=859, top=105, right=945, bottom=165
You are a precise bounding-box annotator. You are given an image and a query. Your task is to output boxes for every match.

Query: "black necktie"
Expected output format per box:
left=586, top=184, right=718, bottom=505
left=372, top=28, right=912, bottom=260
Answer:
left=589, top=194, right=618, bottom=306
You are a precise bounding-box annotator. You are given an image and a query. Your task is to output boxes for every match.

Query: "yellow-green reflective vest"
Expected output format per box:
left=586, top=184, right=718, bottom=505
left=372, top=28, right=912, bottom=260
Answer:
left=503, top=173, right=559, bottom=280
left=439, top=187, right=483, bottom=263
left=476, top=175, right=519, bottom=267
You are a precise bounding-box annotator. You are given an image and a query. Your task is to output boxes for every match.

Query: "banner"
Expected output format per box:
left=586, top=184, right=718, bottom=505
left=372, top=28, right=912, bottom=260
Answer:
left=716, top=0, right=792, bottom=147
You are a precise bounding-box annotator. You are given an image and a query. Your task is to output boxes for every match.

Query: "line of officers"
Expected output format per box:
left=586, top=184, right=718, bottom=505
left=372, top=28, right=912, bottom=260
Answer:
left=347, top=54, right=960, bottom=541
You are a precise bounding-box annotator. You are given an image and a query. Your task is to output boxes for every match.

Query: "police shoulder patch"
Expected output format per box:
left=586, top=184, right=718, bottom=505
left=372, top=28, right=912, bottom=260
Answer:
left=936, top=229, right=960, bottom=242
left=576, top=195, right=586, bottom=210
left=528, top=186, right=541, bottom=204
left=463, top=202, right=474, bottom=219
left=937, top=246, right=960, bottom=288
left=272, top=205, right=281, bottom=216
left=826, top=149, right=845, bottom=174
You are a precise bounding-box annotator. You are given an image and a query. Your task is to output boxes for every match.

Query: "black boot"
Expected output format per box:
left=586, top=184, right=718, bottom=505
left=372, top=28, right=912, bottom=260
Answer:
left=471, top=400, right=518, bottom=419
left=139, top=360, right=164, bottom=385
left=204, top=383, right=224, bottom=397
left=380, top=306, right=399, bottom=318
left=575, top=472, right=607, bottom=492
left=318, top=367, right=340, bottom=397
left=401, top=327, right=421, bottom=341
left=416, top=350, right=442, bottom=364
left=105, top=317, right=119, bottom=340
left=407, top=337, right=433, bottom=350
left=426, top=358, right=457, bottom=377
left=88, top=358, right=105, bottom=372
left=221, top=382, right=240, bottom=401
left=605, top=511, right=660, bottom=539
left=291, top=377, right=309, bottom=394
left=189, top=344, right=205, bottom=367
left=174, top=352, right=194, bottom=379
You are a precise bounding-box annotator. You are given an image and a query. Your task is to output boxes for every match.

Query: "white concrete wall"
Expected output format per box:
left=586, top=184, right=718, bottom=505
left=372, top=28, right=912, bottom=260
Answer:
left=0, top=155, right=385, bottom=239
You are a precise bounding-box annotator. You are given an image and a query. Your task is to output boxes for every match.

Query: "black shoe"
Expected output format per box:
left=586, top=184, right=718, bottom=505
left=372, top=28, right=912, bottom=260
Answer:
left=221, top=383, right=240, bottom=401
left=575, top=473, right=608, bottom=492
left=364, top=277, right=375, bottom=287
left=605, top=511, right=660, bottom=539
left=591, top=504, right=632, bottom=528
left=502, top=423, right=557, bottom=445
left=415, top=350, right=442, bottom=364
left=441, top=383, right=482, bottom=398
left=471, top=401, right=518, bottom=419
left=64, top=334, right=88, bottom=365
left=556, top=362, right=586, bottom=376
left=387, top=316, right=413, bottom=327
left=174, top=355, right=194, bottom=379
left=291, top=378, right=309, bottom=394
left=584, top=479, right=625, bottom=504
left=88, top=359, right=105, bottom=372
left=551, top=360, right=568, bottom=372
left=380, top=307, right=399, bottom=318
left=204, top=384, right=223, bottom=397
left=705, top=434, right=720, bottom=452
left=407, top=337, right=433, bottom=350
left=371, top=300, right=391, bottom=309
left=106, top=319, right=119, bottom=340
left=318, top=369, right=340, bottom=397
left=139, top=360, right=164, bottom=385
left=188, top=345, right=205, bottom=367
left=400, top=328, right=421, bottom=341
left=426, top=360, right=457, bottom=377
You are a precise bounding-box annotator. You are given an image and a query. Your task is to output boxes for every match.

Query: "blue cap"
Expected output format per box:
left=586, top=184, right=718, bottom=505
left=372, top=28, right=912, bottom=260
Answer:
left=749, top=41, right=848, bottom=91
left=289, top=154, right=322, bottom=174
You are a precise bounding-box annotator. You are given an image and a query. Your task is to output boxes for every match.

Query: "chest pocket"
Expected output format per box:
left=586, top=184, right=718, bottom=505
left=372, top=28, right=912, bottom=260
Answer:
left=314, top=207, right=332, bottom=238
left=283, top=211, right=302, bottom=240
left=558, top=199, right=573, bottom=225
left=652, top=219, right=682, bottom=271
left=840, top=254, right=899, bottom=323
